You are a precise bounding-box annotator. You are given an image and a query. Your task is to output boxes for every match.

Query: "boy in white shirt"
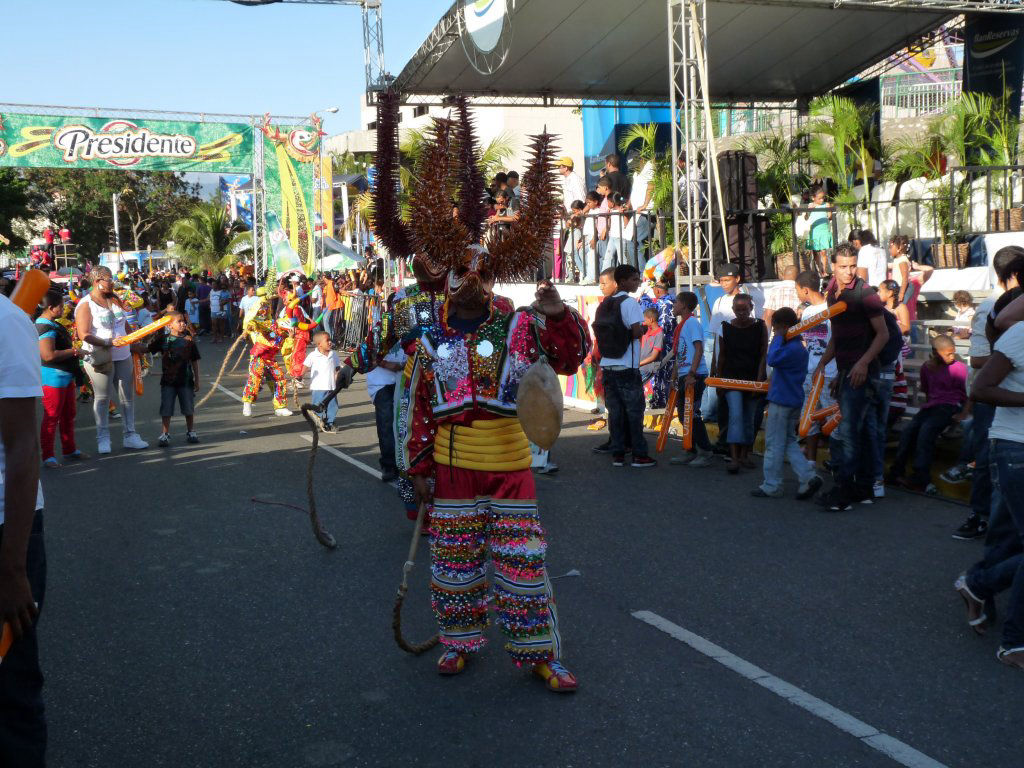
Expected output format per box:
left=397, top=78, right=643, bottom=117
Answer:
left=794, top=270, right=837, bottom=463
left=303, top=332, right=340, bottom=431
left=366, top=342, right=406, bottom=482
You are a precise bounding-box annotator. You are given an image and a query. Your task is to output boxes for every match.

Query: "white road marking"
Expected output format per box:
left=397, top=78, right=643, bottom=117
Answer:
left=298, top=434, right=382, bottom=480
left=631, top=611, right=949, bottom=768
left=212, top=384, right=382, bottom=480
left=214, top=383, right=245, bottom=403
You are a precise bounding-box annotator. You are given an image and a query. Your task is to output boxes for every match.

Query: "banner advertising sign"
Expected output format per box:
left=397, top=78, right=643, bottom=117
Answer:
left=314, top=153, right=334, bottom=239
left=964, top=13, right=1024, bottom=121
left=0, top=112, right=254, bottom=173
left=260, top=114, right=321, bottom=276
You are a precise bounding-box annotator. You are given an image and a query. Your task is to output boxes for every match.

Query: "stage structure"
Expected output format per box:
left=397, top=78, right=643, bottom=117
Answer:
left=0, top=103, right=316, bottom=284
left=390, top=0, right=1024, bottom=287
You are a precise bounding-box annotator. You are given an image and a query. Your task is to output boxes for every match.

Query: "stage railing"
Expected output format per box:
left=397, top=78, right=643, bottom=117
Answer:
left=485, top=208, right=660, bottom=285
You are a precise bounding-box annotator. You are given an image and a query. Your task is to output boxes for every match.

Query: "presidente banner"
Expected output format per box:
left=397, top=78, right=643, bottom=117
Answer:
left=261, top=114, right=321, bottom=277
left=964, top=13, right=1024, bottom=121
left=0, top=112, right=254, bottom=173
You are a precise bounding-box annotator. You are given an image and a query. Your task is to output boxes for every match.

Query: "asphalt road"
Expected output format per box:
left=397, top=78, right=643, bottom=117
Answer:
left=36, top=340, right=1023, bottom=768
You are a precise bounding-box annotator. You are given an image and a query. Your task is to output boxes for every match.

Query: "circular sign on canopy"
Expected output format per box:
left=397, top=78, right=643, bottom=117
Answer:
left=459, top=0, right=513, bottom=76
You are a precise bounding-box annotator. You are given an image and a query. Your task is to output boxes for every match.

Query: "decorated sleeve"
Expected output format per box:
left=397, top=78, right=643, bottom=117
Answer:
left=403, top=351, right=437, bottom=476
left=531, top=306, right=593, bottom=375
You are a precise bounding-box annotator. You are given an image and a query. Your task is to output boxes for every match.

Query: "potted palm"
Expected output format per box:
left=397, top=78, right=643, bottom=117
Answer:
left=978, top=90, right=1023, bottom=232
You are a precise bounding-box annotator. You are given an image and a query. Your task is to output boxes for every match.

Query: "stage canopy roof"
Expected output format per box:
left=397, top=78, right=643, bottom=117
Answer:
left=393, top=0, right=1017, bottom=104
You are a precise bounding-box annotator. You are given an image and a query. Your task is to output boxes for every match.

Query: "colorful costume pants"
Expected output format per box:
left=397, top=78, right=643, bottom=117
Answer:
left=289, top=331, right=309, bottom=380
left=430, top=465, right=562, bottom=664
left=243, top=356, right=287, bottom=408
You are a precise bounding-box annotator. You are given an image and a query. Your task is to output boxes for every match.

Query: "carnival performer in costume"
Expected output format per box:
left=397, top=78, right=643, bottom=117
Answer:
left=241, top=288, right=293, bottom=418
left=399, top=115, right=591, bottom=692
left=283, top=286, right=314, bottom=384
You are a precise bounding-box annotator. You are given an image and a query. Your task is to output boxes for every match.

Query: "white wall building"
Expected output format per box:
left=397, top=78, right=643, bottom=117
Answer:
left=325, top=94, right=585, bottom=178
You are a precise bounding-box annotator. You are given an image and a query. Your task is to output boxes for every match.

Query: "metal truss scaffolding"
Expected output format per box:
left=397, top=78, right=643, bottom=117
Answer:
left=669, top=0, right=715, bottom=288
left=252, top=117, right=267, bottom=286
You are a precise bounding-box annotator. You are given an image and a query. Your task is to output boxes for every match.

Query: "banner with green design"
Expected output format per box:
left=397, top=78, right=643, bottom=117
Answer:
left=0, top=112, right=254, bottom=173
left=260, top=116, right=321, bottom=277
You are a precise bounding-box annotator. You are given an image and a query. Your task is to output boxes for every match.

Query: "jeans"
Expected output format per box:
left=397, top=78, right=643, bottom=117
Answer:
left=0, top=511, right=47, bottom=767
left=833, top=371, right=879, bottom=495
left=861, top=369, right=894, bottom=483
left=311, top=389, right=338, bottom=425
left=602, top=368, right=648, bottom=457
left=891, top=404, right=959, bottom=485
left=598, top=238, right=613, bottom=272
left=969, top=402, right=996, bottom=520
left=373, top=385, right=397, bottom=472
left=988, top=439, right=1024, bottom=647
left=675, top=374, right=711, bottom=453
left=761, top=403, right=817, bottom=494
left=724, top=390, right=756, bottom=445
left=83, top=356, right=138, bottom=443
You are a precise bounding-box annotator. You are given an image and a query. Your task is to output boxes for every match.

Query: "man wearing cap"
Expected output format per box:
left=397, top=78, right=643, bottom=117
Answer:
left=558, top=157, right=587, bottom=216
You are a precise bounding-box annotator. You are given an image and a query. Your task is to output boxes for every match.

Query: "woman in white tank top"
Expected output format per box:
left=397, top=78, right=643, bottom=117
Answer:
left=74, top=266, right=149, bottom=453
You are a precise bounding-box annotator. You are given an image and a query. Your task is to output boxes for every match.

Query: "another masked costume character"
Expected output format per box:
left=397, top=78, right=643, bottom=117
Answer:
left=283, top=288, right=315, bottom=382
left=241, top=289, right=292, bottom=417
left=397, top=111, right=591, bottom=692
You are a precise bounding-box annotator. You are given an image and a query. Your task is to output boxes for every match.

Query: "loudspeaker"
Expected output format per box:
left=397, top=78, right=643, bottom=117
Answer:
left=715, top=151, right=769, bottom=280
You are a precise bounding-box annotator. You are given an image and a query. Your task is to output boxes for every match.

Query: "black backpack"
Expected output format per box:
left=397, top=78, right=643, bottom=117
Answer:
left=877, top=306, right=904, bottom=366
left=592, top=294, right=631, bottom=359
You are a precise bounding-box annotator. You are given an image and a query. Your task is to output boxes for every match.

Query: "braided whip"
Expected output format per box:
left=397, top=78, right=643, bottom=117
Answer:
left=298, top=404, right=338, bottom=549
left=195, top=333, right=246, bottom=409
left=392, top=502, right=439, bottom=654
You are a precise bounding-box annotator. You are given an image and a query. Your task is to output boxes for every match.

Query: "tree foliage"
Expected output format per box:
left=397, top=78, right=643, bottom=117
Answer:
left=20, top=168, right=200, bottom=260
left=0, top=168, right=31, bottom=249
left=169, top=201, right=252, bottom=272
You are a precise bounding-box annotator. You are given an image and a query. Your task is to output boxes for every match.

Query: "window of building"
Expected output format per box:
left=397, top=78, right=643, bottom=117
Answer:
left=413, top=105, right=428, bottom=118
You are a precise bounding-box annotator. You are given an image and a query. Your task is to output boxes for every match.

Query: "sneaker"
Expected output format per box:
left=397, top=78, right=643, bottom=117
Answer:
left=873, top=480, right=885, bottom=499
left=533, top=659, right=578, bottom=692
left=109, top=408, right=121, bottom=420
left=158, top=432, right=171, bottom=447
left=42, top=457, right=59, bottom=468
left=952, top=515, right=987, bottom=541
left=751, top=487, right=784, bottom=498
left=97, top=437, right=111, bottom=455
left=669, top=452, right=696, bottom=466
left=186, top=431, right=200, bottom=444
left=925, top=483, right=939, bottom=496
left=688, top=451, right=713, bottom=468
left=381, top=468, right=399, bottom=483
left=817, top=487, right=852, bottom=512
left=796, top=475, right=823, bottom=501
left=535, top=462, right=559, bottom=475
left=242, top=402, right=253, bottom=417
left=123, top=433, right=149, bottom=450
left=941, top=464, right=972, bottom=484
left=591, top=441, right=613, bottom=454
left=63, top=450, right=87, bottom=460
left=321, top=422, right=334, bottom=433
left=954, top=574, right=989, bottom=634
left=631, top=456, right=657, bottom=469
left=850, top=486, right=873, bottom=505
left=612, top=454, right=626, bottom=467
left=996, top=646, right=1024, bottom=671
left=437, top=648, right=466, bottom=676
left=274, top=408, right=293, bottom=417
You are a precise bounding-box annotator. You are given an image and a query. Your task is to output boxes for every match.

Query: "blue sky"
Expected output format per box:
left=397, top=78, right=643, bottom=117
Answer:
left=3, top=0, right=452, bottom=135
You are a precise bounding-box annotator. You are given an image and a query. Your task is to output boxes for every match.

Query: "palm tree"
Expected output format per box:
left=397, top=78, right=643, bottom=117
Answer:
left=741, top=129, right=809, bottom=210
left=618, top=123, right=658, bottom=162
left=169, top=201, right=252, bottom=272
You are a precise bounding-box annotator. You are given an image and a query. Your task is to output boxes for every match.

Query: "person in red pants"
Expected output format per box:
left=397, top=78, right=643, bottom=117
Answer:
left=35, top=289, right=85, bottom=467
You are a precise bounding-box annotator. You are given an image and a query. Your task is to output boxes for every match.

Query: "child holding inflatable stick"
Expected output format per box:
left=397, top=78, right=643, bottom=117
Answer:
left=665, top=291, right=714, bottom=467
left=752, top=307, right=823, bottom=500
left=794, top=271, right=839, bottom=464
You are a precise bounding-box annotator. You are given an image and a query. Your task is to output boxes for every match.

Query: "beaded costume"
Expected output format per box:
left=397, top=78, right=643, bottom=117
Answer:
left=376, top=93, right=592, bottom=675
